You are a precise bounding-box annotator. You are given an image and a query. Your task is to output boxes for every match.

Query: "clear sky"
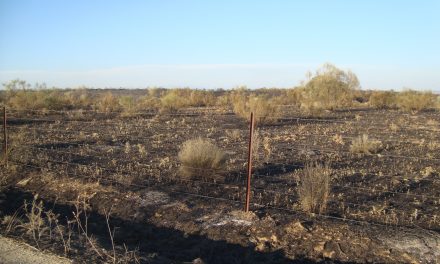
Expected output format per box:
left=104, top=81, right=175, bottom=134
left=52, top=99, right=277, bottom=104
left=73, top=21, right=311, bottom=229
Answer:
left=0, top=0, right=439, bottom=90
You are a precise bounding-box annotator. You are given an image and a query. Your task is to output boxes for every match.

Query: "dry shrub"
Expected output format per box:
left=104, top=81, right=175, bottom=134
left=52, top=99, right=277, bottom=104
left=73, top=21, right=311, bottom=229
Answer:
left=248, top=95, right=279, bottom=124
left=396, top=90, right=437, bottom=112
left=369, top=91, right=397, bottom=109
left=301, top=63, right=359, bottom=111
left=297, top=163, right=331, bottom=214
left=160, top=90, right=188, bottom=113
left=8, top=89, right=69, bottom=110
left=273, top=88, right=304, bottom=108
left=159, top=89, right=217, bottom=113
left=231, top=92, right=279, bottom=125
left=178, top=138, right=226, bottom=182
left=95, top=92, right=122, bottom=113
left=188, top=90, right=216, bottom=107
left=64, top=88, right=91, bottom=109
left=119, top=96, right=137, bottom=116
left=350, top=134, right=382, bottom=154
left=215, top=94, right=230, bottom=108
left=138, top=88, right=162, bottom=110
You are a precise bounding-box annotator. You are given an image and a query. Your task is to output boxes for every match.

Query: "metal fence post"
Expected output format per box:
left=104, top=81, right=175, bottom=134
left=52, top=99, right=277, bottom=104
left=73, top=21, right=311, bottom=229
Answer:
left=3, top=106, right=7, bottom=167
left=245, top=112, right=254, bottom=212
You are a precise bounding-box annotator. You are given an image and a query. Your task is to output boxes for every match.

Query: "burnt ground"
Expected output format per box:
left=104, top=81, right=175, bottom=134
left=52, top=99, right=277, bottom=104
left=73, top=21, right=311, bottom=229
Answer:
left=1, top=108, right=440, bottom=263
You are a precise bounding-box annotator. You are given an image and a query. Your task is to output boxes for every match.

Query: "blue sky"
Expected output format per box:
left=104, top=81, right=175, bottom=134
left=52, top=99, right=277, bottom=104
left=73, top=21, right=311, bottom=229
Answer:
left=0, top=0, right=439, bottom=90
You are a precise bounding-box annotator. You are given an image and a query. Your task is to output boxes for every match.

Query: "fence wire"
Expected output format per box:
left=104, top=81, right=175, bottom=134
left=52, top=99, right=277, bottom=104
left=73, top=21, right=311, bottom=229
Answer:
left=3, top=107, right=440, bottom=232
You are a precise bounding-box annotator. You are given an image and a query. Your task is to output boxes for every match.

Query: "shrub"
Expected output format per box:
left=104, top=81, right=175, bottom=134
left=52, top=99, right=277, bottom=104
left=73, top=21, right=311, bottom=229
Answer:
left=160, top=90, right=188, bottom=113
left=396, top=90, right=437, bottom=112
left=301, top=63, right=359, bottom=111
left=138, top=89, right=162, bottom=110
left=119, top=96, right=137, bottom=116
left=369, top=91, right=397, bottom=109
left=189, top=90, right=216, bottom=107
left=297, top=163, right=331, bottom=214
left=7, top=89, right=69, bottom=111
left=94, top=92, right=122, bottom=113
left=64, top=87, right=91, bottom=109
left=349, top=134, right=382, bottom=154
left=178, top=138, right=227, bottom=182
left=231, top=92, right=279, bottom=125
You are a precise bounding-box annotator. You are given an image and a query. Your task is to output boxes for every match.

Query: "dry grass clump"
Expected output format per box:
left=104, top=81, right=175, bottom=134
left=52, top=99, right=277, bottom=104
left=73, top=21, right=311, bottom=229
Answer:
left=349, top=134, right=382, bottom=154
left=178, top=138, right=227, bottom=181
left=396, top=90, right=437, bottom=112
left=369, top=91, right=397, bottom=109
left=297, top=163, right=331, bottom=214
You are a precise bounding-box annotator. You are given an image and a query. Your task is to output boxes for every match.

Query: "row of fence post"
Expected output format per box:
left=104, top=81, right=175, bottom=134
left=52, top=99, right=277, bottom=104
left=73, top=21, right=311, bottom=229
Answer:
left=1, top=107, right=255, bottom=212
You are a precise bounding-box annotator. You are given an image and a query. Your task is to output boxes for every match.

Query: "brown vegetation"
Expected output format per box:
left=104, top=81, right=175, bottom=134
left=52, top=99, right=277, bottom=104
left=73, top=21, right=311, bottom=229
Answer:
left=349, top=134, right=382, bottom=155
left=178, top=138, right=227, bottom=182
left=297, top=163, right=331, bottom=214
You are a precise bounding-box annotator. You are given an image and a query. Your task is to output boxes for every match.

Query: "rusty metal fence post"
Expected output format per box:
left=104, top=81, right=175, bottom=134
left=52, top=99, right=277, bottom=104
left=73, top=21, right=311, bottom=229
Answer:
left=3, top=106, right=7, bottom=167
left=245, top=112, right=255, bottom=212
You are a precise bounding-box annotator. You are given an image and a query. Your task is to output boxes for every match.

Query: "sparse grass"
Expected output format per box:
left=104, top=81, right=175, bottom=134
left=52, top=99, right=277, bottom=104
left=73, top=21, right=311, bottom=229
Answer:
left=225, top=129, right=242, bottom=141
left=22, top=197, right=46, bottom=246
left=297, top=163, right=331, bottom=214
left=178, top=137, right=227, bottom=182
left=350, top=134, right=382, bottom=154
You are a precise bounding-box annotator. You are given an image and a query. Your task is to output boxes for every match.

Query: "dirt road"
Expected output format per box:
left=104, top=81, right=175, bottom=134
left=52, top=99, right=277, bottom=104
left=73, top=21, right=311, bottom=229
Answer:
left=0, top=235, right=71, bottom=264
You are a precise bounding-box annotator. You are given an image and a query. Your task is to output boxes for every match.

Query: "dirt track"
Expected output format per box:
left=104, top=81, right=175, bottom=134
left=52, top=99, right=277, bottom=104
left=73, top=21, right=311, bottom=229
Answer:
left=0, top=235, right=71, bottom=264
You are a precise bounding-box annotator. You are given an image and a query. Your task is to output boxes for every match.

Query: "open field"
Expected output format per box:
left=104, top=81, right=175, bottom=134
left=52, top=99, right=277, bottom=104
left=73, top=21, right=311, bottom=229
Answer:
left=1, top=102, right=440, bottom=263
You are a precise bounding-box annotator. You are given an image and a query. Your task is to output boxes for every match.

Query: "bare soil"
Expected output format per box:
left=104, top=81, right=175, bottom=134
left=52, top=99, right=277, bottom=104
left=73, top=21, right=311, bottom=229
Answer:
left=1, top=108, right=440, bottom=263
